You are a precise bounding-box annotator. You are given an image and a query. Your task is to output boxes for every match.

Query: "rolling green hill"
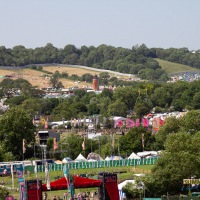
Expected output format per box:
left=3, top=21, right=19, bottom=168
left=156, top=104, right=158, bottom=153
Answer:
left=155, top=58, right=200, bottom=74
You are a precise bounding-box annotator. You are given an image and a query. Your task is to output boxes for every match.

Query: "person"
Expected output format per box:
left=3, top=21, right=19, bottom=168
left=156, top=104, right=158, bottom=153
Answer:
left=43, top=192, right=47, bottom=200
left=52, top=196, right=57, bottom=200
left=63, top=192, right=68, bottom=199
left=3, top=168, right=7, bottom=177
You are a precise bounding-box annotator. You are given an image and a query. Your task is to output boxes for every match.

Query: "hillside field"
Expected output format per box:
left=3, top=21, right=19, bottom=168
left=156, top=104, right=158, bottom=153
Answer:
left=155, top=58, right=200, bottom=74
left=0, top=61, right=200, bottom=89
left=0, top=66, right=100, bottom=89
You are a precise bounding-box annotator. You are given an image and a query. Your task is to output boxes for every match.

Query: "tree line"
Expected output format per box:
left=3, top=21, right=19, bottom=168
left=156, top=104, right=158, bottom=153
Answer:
left=3, top=43, right=200, bottom=81
left=1, top=78, right=200, bottom=119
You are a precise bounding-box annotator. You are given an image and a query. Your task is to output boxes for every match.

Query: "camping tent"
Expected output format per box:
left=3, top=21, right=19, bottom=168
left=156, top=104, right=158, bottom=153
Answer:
left=62, top=157, right=72, bottom=164
left=75, top=154, right=87, bottom=162
left=128, top=152, right=141, bottom=159
left=87, top=152, right=103, bottom=161
left=109, top=156, right=123, bottom=160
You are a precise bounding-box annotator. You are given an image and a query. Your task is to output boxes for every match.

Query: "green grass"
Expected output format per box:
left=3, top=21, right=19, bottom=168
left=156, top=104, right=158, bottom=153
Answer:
left=155, top=58, right=200, bottom=74
left=3, top=165, right=154, bottom=199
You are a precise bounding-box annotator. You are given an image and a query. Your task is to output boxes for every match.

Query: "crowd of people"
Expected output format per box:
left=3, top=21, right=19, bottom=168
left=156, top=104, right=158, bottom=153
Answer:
left=43, top=191, right=98, bottom=200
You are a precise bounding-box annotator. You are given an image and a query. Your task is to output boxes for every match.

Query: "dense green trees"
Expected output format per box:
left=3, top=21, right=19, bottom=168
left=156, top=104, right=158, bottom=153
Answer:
left=0, top=107, right=35, bottom=160
left=0, top=44, right=170, bottom=81
left=144, top=132, right=200, bottom=196
left=139, top=110, right=200, bottom=196
left=1, top=44, right=200, bottom=81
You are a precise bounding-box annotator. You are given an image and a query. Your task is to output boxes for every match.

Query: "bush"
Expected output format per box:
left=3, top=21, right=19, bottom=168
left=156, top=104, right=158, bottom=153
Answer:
left=0, top=187, right=9, bottom=198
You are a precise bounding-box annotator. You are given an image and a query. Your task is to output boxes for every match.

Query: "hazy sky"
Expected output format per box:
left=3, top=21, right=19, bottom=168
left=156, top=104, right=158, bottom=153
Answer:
left=1, top=0, right=200, bottom=50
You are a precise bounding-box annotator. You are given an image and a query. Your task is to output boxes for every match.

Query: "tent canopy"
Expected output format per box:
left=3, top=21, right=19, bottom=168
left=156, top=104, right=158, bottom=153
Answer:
left=105, top=156, right=110, bottom=161
left=128, top=153, right=141, bottom=159
left=109, top=156, right=123, bottom=160
left=87, top=152, right=103, bottom=161
left=137, top=151, right=158, bottom=158
left=54, top=160, right=63, bottom=164
left=62, top=157, right=72, bottom=164
left=42, top=176, right=102, bottom=191
left=75, top=153, right=87, bottom=162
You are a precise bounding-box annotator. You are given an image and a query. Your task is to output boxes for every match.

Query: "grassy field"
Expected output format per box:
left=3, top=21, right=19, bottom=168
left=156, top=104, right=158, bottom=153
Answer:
left=0, top=66, right=100, bottom=89
left=155, top=58, right=200, bottom=74
left=1, top=165, right=155, bottom=199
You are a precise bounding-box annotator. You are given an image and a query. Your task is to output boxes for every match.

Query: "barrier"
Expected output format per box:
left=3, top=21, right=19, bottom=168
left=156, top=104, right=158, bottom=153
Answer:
left=36, top=157, right=158, bottom=172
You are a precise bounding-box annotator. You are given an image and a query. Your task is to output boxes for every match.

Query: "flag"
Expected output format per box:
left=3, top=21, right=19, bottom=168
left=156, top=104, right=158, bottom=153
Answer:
left=117, top=119, right=123, bottom=128
left=63, top=164, right=70, bottom=197
left=152, top=117, right=159, bottom=131
left=114, top=120, right=118, bottom=128
left=34, top=163, right=40, bottom=190
left=112, top=134, right=115, bottom=148
left=159, top=118, right=164, bottom=126
left=78, top=118, right=81, bottom=126
left=45, top=162, right=51, bottom=190
left=142, top=118, right=149, bottom=128
left=44, top=120, right=48, bottom=129
left=82, top=137, right=85, bottom=150
left=22, top=139, right=26, bottom=154
left=74, top=118, right=77, bottom=127
left=96, top=116, right=99, bottom=126
left=126, top=118, right=135, bottom=128
left=11, top=164, right=14, bottom=189
left=135, top=118, right=140, bottom=127
left=53, top=138, right=58, bottom=150
left=142, top=133, right=144, bottom=149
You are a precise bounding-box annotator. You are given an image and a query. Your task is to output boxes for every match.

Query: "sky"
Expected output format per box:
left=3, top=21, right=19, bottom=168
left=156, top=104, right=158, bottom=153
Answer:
left=0, top=0, right=200, bottom=50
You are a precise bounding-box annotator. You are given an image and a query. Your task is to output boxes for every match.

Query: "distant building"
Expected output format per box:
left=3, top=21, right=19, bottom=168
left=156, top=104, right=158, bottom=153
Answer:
left=92, top=75, right=99, bottom=91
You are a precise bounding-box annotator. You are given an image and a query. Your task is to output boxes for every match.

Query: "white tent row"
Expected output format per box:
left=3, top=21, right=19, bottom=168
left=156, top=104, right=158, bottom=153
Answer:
left=128, top=151, right=159, bottom=159
left=61, top=150, right=160, bottom=164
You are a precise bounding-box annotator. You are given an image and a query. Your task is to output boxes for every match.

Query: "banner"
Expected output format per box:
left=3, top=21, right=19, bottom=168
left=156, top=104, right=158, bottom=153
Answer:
left=37, top=157, right=158, bottom=172
left=126, top=118, right=135, bottom=128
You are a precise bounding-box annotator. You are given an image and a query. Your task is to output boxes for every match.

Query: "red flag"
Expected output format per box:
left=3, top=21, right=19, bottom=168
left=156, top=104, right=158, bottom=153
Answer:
left=53, top=138, right=58, bottom=150
left=117, top=119, right=123, bottom=128
left=159, top=118, right=164, bottom=126
left=142, top=118, right=149, bottom=128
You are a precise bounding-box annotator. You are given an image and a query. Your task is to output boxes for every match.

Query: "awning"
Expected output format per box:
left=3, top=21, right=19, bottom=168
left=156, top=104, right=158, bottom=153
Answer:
left=42, top=176, right=102, bottom=191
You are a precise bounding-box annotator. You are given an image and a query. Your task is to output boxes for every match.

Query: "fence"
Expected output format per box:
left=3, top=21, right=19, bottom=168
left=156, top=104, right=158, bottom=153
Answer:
left=36, top=157, right=158, bottom=172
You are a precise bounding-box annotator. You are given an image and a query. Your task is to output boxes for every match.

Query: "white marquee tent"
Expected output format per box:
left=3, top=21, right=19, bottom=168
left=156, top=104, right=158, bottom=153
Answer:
left=75, top=153, right=87, bottom=162
left=128, top=152, right=141, bottom=159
